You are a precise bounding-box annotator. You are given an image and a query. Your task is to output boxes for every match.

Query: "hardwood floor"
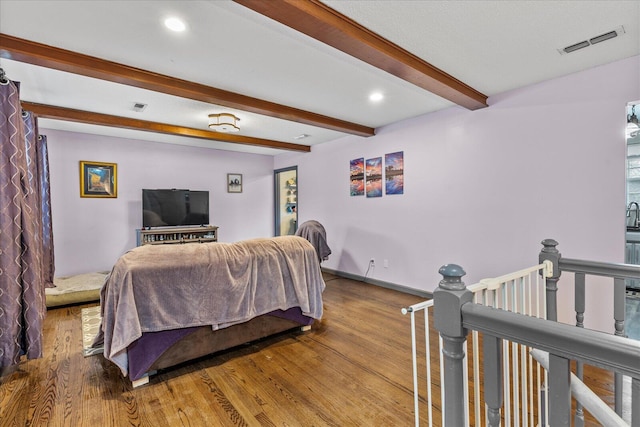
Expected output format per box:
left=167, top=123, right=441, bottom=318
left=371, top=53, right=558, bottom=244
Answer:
left=0, top=274, right=425, bottom=426
left=0, top=273, right=620, bottom=426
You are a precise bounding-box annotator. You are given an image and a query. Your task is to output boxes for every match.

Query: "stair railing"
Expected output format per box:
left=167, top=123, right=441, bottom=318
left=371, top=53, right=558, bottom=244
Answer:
left=404, top=238, right=640, bottom=426
left=402, top=261, right=552, bottom=426
left=540, top=238, right=640, bottom=424
left=432, top=262, right=640, bottom=426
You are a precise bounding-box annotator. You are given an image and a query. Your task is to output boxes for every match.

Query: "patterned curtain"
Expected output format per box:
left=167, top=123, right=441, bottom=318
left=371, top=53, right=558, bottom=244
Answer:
left=0, top=77, right=49, bottom=368
left=37, top=134, right=55, bottom=288
left=24, top=117, right=55, bottom=288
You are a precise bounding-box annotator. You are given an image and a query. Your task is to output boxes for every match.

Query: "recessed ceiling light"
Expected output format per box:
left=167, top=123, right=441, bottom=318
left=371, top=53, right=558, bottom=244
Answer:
left=164, top=17, right=186, bottom=32
left=369, top=92, right=384, bottom=102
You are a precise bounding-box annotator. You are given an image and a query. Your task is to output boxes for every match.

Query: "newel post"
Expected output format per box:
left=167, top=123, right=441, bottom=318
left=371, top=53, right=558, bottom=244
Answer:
left=433, top=264, right=473, bottom=427
left=539, top=239, right=562, bottom=321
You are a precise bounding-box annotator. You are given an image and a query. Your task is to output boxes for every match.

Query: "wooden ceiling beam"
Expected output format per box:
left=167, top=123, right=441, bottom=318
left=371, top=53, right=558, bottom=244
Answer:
left=0, top=33, right=374, bottom=137
left=234, top=0, right=488, bottom=110
left=22, top=102, right=311, bottom=152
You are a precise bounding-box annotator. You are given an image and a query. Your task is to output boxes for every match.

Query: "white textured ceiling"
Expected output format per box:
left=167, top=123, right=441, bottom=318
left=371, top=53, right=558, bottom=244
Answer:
left=325, top=1, right=640, bottom=95
left=0, top=0, right=638, bottom=155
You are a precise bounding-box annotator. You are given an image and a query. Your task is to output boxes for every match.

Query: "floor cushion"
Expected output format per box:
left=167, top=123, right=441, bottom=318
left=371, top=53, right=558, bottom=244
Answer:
left=46, top=272, right=108, bottom=308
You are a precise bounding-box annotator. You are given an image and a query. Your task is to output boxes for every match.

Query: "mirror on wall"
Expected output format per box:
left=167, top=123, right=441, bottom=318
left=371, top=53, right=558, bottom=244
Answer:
left=274, top=166, right=297, bottom=236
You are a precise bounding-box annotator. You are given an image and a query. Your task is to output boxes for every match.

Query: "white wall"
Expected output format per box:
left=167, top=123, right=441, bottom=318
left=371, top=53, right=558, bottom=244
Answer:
left=47, top=130, right=274, bottom=277
left=276, top=55, right=640, bottom=331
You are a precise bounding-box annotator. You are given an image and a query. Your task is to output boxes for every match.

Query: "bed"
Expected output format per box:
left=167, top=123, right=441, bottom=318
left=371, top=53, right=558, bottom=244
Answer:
left=93, top=235, right=325, bottom=386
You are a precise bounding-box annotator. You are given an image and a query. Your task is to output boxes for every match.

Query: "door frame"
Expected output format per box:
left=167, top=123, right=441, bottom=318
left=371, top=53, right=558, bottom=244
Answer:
left=274, top=165, right=298, bottom=236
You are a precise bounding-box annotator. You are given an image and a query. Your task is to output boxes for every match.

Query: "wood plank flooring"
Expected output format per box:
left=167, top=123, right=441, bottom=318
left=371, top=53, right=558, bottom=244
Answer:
left=0, top=273, right=619, bottom=426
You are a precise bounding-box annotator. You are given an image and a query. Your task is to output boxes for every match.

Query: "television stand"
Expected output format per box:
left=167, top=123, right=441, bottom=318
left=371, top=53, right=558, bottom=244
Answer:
left=136, top=225, right=218, bottom=246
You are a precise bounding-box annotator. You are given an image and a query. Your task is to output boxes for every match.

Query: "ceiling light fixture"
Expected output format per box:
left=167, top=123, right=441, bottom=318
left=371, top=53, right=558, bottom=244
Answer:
left=294, top=134, right=309, bottom=140
left=164, top=17, right=186, bottom=32
left=208, top=113, right=240, bottom=133
left=369, top=92, right=384, bottom=102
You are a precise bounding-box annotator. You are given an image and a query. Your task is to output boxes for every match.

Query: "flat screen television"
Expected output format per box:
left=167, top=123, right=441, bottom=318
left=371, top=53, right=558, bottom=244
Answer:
left=142, top=189, right=209, bottom=228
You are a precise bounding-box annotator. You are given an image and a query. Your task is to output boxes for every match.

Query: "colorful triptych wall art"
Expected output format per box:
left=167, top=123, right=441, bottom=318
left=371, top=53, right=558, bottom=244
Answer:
left=365, top=157, right=383, bottom=197
left=350, top=158, right=364, bottom=196
left=350, top=151, right=404, bottom=197
left=385, top=151, right=404, bottom=195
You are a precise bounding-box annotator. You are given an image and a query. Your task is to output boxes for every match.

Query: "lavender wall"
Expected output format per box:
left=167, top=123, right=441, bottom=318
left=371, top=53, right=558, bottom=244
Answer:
left=44, top=56, right=639, bottom=330
left=46, top=130, right=274, bottom=277
left=276, top=55, right=640, bottom=330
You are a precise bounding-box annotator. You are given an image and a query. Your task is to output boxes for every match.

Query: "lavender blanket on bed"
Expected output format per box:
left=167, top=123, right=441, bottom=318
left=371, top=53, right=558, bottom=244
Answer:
left=95, top=236, right=326, bottom=377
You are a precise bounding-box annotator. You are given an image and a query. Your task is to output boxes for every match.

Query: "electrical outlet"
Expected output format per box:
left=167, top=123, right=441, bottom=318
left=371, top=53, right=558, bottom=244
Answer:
left=384, top=259, right=389, bottom=268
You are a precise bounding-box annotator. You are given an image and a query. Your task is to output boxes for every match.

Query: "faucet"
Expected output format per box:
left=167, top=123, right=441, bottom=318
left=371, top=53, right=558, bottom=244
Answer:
left=628, top=202, right=640, bottom=228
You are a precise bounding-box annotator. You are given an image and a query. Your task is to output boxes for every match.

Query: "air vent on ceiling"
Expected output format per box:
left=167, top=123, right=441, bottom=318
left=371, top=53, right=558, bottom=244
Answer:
left=132, top=102, right=148, bottom=112
left=590, top=30, right=619, bottom=45
left=558, top=25, right=625, bottom=55
left=563, top=40, right=590, bottom=54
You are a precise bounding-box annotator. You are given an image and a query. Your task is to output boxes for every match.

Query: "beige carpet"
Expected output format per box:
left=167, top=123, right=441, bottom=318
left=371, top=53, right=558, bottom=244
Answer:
left=81, top=306, right=103, bottom=357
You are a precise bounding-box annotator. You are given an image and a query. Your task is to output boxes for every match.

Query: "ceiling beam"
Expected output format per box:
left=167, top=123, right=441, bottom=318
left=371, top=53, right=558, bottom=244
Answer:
left=234, top=0, right=488, bottom=110
left=22, top=102, right=311, bottom=152
left=0, top=33, right=374, bottom=137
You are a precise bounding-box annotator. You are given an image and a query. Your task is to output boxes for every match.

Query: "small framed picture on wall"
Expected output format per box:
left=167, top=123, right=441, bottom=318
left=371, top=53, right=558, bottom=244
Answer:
left=227, top=173, right=243, bottom=193
left=79, top=160, right=117, bottom=198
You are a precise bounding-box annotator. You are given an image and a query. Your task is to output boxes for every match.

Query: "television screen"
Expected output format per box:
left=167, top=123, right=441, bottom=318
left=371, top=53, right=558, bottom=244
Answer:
left=142, top=189, right=209, bottom=228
